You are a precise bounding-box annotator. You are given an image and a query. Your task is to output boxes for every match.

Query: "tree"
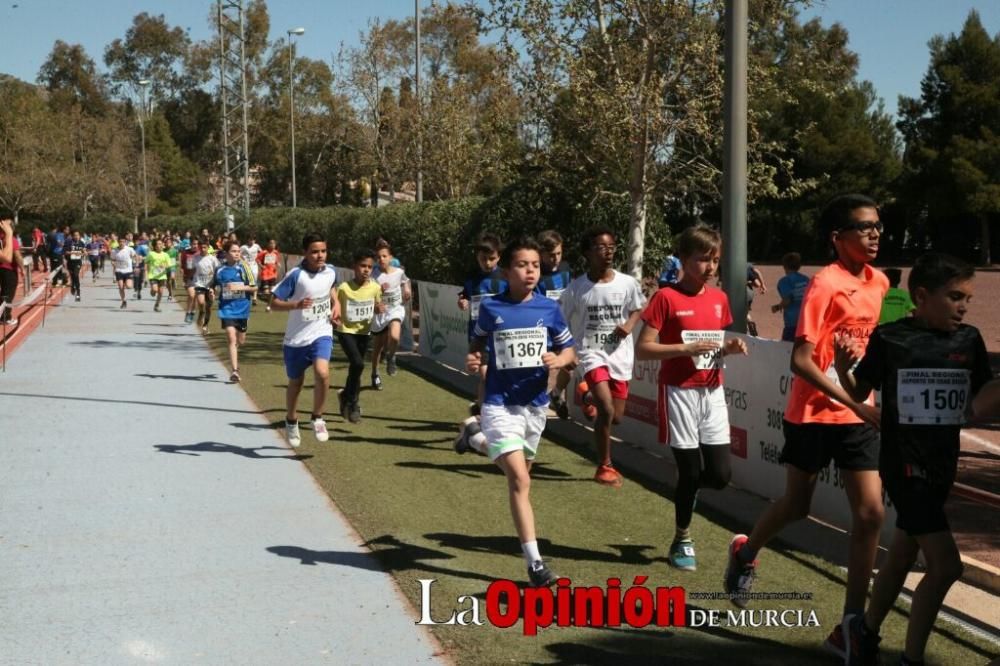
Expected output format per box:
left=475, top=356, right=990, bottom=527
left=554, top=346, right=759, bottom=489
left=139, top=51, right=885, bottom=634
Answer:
left=898, top=11, right=1000, bottom=264
left=38, top=41, right=110, bottom=116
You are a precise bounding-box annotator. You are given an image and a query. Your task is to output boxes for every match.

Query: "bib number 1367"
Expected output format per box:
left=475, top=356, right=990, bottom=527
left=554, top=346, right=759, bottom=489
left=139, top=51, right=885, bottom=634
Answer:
left=494, top=328, right=546, bottom=370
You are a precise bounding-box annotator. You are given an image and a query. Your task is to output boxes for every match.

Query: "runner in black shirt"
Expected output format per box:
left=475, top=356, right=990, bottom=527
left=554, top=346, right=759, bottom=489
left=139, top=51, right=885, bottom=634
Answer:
left=834, top=252, right=1000, bottom=666
left=64, top=230, right=87, bottom=301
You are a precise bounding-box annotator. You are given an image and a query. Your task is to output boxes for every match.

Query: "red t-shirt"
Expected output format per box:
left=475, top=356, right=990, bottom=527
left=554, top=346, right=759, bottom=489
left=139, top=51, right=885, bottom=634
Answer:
left=785, top=261, right=888, bottom=425
left=641, top=284, right=733, bottom=388
left=0, top=232, right=20, bottom=271
left=257, top=250, right=280, bottom=281
left=180, top=248, right=199, bottom=280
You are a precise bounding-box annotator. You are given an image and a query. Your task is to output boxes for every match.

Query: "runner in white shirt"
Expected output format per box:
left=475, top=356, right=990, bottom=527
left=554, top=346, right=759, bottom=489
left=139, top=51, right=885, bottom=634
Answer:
left=270, top=233, right=340, bottom=446
left=193, top=248, right=221, bottom=333
left=112, top=244, right=138, bottom=309
left=558, top=227, right=646, bottom=487
left=240, top=236, right=262, bottom=304
left=369, top=240, right=411, bottom=389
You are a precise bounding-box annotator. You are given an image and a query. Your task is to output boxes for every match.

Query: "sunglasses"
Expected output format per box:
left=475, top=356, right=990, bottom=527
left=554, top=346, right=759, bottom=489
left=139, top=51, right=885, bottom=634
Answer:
left=839, top=221, right=883, bottom=235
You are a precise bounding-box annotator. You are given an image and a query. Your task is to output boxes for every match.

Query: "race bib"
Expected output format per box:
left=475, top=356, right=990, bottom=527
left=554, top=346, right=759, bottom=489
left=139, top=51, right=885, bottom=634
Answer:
left=347, top=298, right=374, bottom=322
left=69, top=251, right=82, bottom=261
left=264, top=254, right=276, bottom=265
left=470, top=293, right=494, bottom=321
left=221, top=282, right=243, bottom=301
left=897, top=368, right=971, bottom=425
left=582, top=323, right=619, bottom=351
left=302, top=296, right=331, bottom=322
left=681, top=330, right=725, bottom=370
left=382, top=286, right=402, bottom=308
left=545, top=289, right=565, bottom=302
left=185, top=257, right=195, bottom=270
left=494, top=327, right=547, bottom=370
left=113, top=257, right=129, bottom=271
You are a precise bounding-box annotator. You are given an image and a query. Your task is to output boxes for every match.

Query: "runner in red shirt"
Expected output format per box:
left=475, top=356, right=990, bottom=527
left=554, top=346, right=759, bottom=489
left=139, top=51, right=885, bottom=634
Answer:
left=256, top=239, right=281, bottom=311
left=637, top=223, right=748, bottom=572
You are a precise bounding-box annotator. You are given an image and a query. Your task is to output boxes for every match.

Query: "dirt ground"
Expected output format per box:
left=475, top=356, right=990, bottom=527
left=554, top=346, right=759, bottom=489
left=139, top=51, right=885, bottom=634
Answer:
left=751, top=264, right=1000, bottom=570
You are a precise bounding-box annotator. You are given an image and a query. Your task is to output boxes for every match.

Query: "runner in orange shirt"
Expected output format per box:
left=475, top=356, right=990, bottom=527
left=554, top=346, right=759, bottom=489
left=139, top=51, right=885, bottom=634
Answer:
left=724, top=194, right=888, bottom=658
left=257, top=239, right=281, bottom=311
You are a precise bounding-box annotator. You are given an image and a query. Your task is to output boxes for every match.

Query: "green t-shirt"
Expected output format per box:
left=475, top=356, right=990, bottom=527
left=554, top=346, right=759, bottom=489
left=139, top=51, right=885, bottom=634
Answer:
left=146, top=250, right=172, bottom=281
left=166, top=246, right=179, bottom=267
left=879, top=287, right=914, bottom=324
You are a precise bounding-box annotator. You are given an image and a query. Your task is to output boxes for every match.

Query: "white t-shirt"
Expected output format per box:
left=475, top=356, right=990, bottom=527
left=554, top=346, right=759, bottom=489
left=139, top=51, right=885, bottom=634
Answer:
left=194, top=254, right=221, bottom=289
left=560, top=270, right=647, bottom=381
left=241, top=243, right=261, bottom=265
left=273, top=264, right=339, bottom=347
left=112, top=246, right=137, bottom=273
left=373, top=266, right=408, bottom=310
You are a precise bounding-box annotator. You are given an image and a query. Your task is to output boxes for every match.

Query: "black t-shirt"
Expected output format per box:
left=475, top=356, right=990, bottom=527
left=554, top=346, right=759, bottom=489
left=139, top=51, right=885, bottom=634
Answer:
left=64, top=240, right=87, bottom=264
left=854, top=319, right=992, bottom=484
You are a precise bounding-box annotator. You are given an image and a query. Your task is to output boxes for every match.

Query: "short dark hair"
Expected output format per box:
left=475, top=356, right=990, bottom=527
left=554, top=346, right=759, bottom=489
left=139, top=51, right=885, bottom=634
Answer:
left=352, top=248, right=376, bottom=264
left=884, top=267, right=903, bottom=287
left=536, top=230, right=564, bottom=253
left=374, top=238, right=392, bottom=253
left=580, top=226, right=616, bottom=254
left=782, top=252, right=802, bottom=272
left=474, top=232, right=501, bottom=256
left=500, top=235, right=541, bottom=268
left=224, top=240, right=240, bottom=252
left=908, top=253, right=974, bottom=298
left=819, top=194, right=878, bottom=238
left=301, top=233, right=325, bottom=250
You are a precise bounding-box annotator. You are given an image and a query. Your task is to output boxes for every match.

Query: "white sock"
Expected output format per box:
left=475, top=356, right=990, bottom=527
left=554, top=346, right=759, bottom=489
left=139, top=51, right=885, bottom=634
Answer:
left=521, top=540, right=542, bottom=567
left=469, top=431, right=488, bottom=455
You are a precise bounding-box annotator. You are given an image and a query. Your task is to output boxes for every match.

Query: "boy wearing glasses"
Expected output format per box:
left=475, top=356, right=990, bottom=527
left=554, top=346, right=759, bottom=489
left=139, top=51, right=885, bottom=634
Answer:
left=725, top=194, right=888, bottom=658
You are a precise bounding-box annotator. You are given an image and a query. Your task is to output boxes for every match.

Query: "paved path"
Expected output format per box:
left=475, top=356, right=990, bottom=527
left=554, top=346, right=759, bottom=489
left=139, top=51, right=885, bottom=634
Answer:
left=0, top=281, right=442, bottom=665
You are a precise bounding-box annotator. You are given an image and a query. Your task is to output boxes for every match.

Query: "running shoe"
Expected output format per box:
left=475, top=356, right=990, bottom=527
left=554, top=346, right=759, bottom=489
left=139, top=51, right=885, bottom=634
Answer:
left=575, top=380, right=597, bottom=421
left=528, top=560, right=559, bottom=587
left=823, top=623, right=846, bottom=659
left=594, top=464, right=623, bottom=488
left=285, top=421, right=302, bottom=448
left=468, top=401, right=481, bottom=417
left=201, top=326, right=208, bottom=335
left=723, top=534, right=757, bottom=608
left=230, top=369, right=241, bottom=383
left=386, top=353, right=398, bottom=376
left=265, top=305, right=271, bottom=312
left=842, top=614, right=880, bottom=665
left=120, top=301, right=127, bottom=309
left=668, top=538, right=697, bottom=571
left=348, top=401, right=362, bottom=424
left=312, top=417, right=330, bottom=443
left=0, top=318, right=17, bottom=327
left=549, top=390, right=569, bottom=420
left=75, top=295, right=81, bottom=302
left=154, top=305, right=161, bottom=313
left=453, top=416, right=480, bottom=454
left=184, top=312, right=194, bottom=324
left=372, top=372, right=383, bottom=391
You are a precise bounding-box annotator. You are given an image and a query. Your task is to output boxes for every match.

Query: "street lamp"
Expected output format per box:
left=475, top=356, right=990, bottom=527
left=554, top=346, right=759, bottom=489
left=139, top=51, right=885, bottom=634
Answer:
left=287, top=27, right=305, bottom=208
left=138, top=79, right=151, bottom=226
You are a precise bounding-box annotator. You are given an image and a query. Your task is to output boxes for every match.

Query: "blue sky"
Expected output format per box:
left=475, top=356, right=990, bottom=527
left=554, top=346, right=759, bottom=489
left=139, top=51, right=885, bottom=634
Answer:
left=1, top=1, right=998, bottom=120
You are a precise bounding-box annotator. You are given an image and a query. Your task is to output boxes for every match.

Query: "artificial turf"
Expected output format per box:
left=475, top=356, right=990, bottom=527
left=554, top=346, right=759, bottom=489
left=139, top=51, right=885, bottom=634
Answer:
left=202, top=303, right=998, bottom=665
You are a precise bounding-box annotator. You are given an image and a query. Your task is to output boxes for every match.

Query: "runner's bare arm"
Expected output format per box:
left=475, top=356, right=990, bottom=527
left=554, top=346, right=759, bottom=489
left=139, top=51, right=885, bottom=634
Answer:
left=614, top=308, right=644, bottom=338
left=635, top=322, right=719, bottom=361
left=542, top=345, right=575, bottom=371
left=792, top=339, right=879, bottom=426
left=329, top=286, right=341, bottom=326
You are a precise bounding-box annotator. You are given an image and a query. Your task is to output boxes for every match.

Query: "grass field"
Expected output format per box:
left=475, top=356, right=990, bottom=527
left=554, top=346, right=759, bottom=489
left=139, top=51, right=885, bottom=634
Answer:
left=202, top=303, right=998, bottom=665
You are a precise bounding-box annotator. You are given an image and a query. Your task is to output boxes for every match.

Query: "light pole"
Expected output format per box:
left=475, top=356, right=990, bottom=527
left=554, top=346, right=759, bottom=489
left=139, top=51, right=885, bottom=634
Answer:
left=414, top=1, right=423, bottom=203
left=287, top=27, right=305, bottom=208
left=138, top=79, right=151, bottom=227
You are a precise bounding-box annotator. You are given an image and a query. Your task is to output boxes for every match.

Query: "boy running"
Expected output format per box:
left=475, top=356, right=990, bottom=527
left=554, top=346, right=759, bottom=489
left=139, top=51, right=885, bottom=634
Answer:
left=257, top=238, right=281, bottom=310
left=879, top=267, right=915, bottom=325
left=193, top=242, right=221, bottom=333
left=536, top=230, right=572, bottom=301
left=724, top=195, right=887, bottom=657
left=86, top=236, right=102, bottom=283
left=560, top=227, right=646, bottom=487
left=335, top=249, right=384, bottom=423
left=64, top=230, right=86, bottom=302
left=771, top=252, right=810, bottom=342
left=181, top=239, right=201, bottom=324
left=270, top=233, right=340, bottom=446
left=146, top=238, right=172, bottom=312
left=458, top=233, right=506, bottom=415
left=636, top=224, right=748, bottom=571
left=111, top=241, right=138, bottom=309
left=834, top=252, right=998, bottom=665
left=215, top=241, right=257, bottom=382
left=454, top=235, right=576, bottom=586
left=370, top=239, right=411, bottom=389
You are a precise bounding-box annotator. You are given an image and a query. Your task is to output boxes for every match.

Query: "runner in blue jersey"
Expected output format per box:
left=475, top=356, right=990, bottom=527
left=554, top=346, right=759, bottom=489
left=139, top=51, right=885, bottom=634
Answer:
left=134, top=235, right=149, bottom=300
left=215, top=241, right=257, bottom=383
left=457, top=232, right=506, bottom=415
left=454, top=235, right=576, bottom=587
left=535, top=229, right=573, bottom=301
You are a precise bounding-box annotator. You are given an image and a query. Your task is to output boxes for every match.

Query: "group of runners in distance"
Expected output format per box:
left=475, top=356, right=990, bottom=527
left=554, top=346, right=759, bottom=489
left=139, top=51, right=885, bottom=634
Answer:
left=17, top=192, right=1000, bottom=666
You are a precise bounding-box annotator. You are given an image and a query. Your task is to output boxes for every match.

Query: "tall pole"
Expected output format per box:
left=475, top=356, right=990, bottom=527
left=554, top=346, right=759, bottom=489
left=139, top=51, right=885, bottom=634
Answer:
left=721, top=0, right=748, bottom=333
left=414, top=0, right=423, bottom=203
left=288, top=28, right=304, bottom=208
left=138, top=79, right=151, bottom=230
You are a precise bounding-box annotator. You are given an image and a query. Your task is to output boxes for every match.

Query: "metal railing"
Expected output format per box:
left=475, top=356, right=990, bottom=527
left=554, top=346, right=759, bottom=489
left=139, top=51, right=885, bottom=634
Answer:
left=1, top=265, right=65, bottom=372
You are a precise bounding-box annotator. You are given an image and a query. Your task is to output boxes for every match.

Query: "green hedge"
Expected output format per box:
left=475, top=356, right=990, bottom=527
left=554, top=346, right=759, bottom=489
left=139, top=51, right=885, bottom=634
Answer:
left=64, top=193, right=671, bottom=285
